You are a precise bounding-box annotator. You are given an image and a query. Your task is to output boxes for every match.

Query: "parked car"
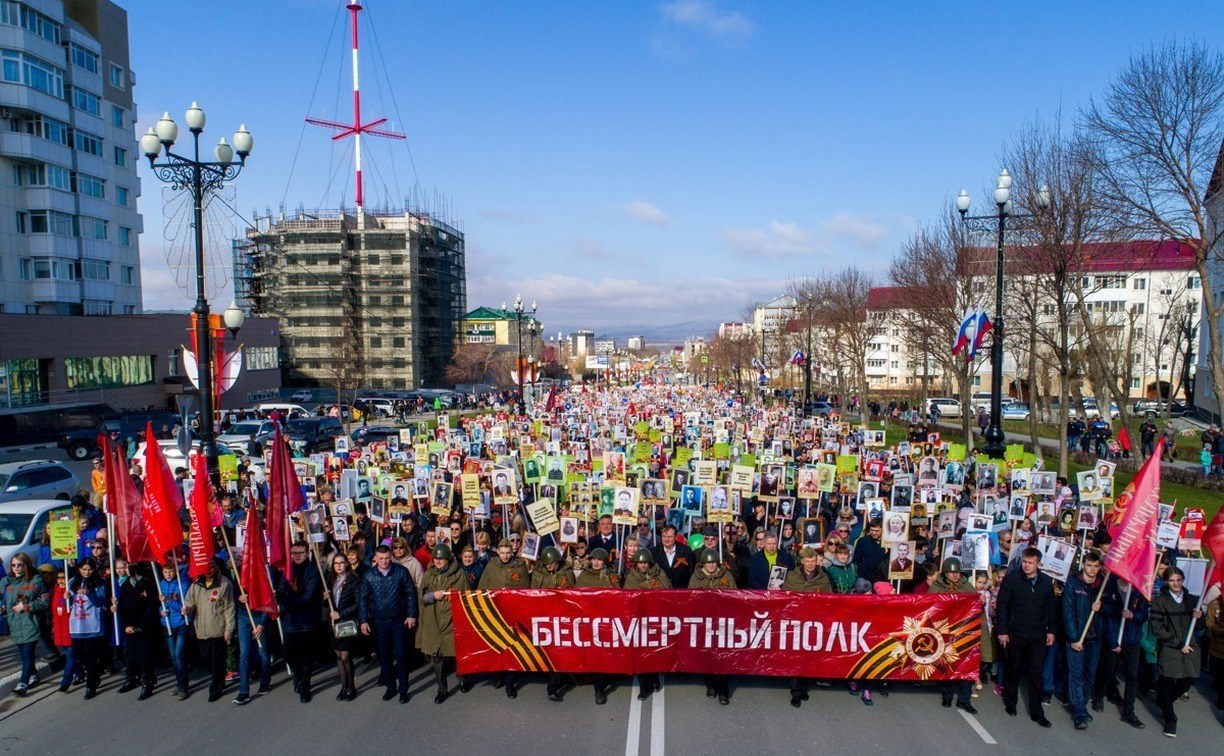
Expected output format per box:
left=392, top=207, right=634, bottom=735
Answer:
left=925, top=397, right=963, bottom=418
left=805, top=401, right=838, bottom=418
left=0, top=499, right=76, bottom=569
left=1000, top=402, right=1032, bottom=421
left=0, top=460, right=80, bottom=504
left=134, top=439, right=263, bottom=480
left=290, top=390, right=314, bottom=402
left=1132, top=399, right=1189, bottom=418
left=1082, top=398, right=1120, bottom=419
left=285, top=416, right=344, bottom=453
left=351, top=425, right=401, bottom=446
left=58, top=410, right=180, bottom=461
left=970, top=393, right=1016, bottom=414
left=217, top=419, right=280, bottom=450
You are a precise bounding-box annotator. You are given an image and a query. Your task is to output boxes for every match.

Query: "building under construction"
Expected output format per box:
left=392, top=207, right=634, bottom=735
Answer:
left=236, top=207, right=466, bottom=390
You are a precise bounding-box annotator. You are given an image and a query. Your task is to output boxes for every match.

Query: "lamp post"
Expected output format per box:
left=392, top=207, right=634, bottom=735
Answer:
left=142, top=103, right=252, bottom=482
left=504, top=296, right=536, bottom=415
left=955, top=169, right=1048, bottom=458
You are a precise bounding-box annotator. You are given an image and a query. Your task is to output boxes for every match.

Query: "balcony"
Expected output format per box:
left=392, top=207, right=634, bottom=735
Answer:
left=30, top=278, right=81, bottom=303
left=0, top=130, right=73, bottom=164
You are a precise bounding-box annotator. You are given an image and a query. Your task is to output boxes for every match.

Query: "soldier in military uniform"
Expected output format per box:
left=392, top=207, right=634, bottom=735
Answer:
left=417, top=544, right=470, bottom=704
left=477, top=536, right=531, bottom=696
left=623, top=550, right=671, bottom=700
left=531, top=547, right=573, bottom=702
left=690, top=549, right=737, bottom=704
left=574, top=547, right=620, bottom=705
left=781, top=547, right=831, bottom=708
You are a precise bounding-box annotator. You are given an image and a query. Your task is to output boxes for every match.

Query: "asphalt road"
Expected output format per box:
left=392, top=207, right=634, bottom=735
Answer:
left=0, top=656, right=1219, bottom=755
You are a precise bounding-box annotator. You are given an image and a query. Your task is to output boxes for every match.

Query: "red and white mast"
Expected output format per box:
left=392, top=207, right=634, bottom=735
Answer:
left=306, top=1, right=405, bottom=228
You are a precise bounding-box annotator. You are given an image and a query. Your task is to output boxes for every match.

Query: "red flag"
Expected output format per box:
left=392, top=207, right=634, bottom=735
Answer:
left=1103, top=439, right=1163, bottom=600
left=238, top=505, right=278, bottom=617
left=140, top=422, right=185, bottom=560
left=266, top=422, right=305, bottom=582
left=101, top=433, right=154, bottom=562
left=186, top=451, right=217, bottom=579
left=1203, top=505, right=1224, bottom=572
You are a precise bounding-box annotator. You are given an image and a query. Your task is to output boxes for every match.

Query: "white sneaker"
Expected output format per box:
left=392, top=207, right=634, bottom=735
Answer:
left=28, top=675, right=40, bottom=687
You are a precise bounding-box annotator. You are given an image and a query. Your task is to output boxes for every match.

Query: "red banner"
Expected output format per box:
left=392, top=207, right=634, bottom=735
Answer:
left=451, top=590, right=980, bottom=681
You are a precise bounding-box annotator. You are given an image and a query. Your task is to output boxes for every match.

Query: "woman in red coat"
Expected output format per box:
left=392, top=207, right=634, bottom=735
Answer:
left=51, top=571, right=82, bottom=691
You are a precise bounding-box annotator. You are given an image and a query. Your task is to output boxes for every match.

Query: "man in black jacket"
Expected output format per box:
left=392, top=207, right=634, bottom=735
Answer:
left=996, top=546, right=1057, bottom=727
left=650, top=525, right=694, bottom=588
left=359, top=545, right=419, bottom=703
left=275, top=543, right=323, bottom=702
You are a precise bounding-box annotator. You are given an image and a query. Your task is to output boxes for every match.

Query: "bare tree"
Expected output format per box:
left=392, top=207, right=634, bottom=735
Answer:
left=1083, top=41, right=1224, bottom=417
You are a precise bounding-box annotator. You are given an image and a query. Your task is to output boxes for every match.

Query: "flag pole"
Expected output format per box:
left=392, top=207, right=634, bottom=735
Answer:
left=1075, top=572, right=1111, bottom=645
left=217, top=524, right=261, bottom=650
left=311, top=541, right=336, bottom=616
left=151, top=562, right=173, bottom=636
left=170, top=550, right=191, bottom=626
left=1182, top=560, right=1213, bottom=648
left=1114, top=582, right=1133, bottom=647
left=105, top=511, right=120, bottom=644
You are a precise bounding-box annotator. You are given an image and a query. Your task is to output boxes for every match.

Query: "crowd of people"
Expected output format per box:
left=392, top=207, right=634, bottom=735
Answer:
left=2, top=382, right=1221, bottom=739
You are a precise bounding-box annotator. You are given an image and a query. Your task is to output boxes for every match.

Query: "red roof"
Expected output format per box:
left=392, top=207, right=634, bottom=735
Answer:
left=960, top=239, right=1197, bottom=276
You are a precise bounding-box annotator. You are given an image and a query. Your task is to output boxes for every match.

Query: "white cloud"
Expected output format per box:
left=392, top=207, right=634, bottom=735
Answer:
left=722, top=214, right=890, bottom=259
left=624, top=199, right=672, bottom=226
left=660, top=0, right=755, bottom=38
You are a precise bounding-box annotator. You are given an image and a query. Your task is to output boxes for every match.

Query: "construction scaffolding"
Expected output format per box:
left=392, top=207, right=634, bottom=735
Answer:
left=237, top=207, right=467, bottom=390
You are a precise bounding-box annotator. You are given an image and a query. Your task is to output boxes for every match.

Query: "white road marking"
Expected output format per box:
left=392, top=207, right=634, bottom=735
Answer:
left=650, top=677, right=665, bottom=756
left=625, top=675, right=642, bottom=756
left=958, top=708, right=998, bottom=745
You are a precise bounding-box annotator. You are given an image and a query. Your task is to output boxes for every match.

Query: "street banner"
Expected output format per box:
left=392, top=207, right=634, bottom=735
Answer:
left=187, top=452, right=217, bottom=579
left=141, top=422, right=185, bottom=559
left=452, top=590, right=980, bottom=681
left=1104, top=439, right=1163, bottom=600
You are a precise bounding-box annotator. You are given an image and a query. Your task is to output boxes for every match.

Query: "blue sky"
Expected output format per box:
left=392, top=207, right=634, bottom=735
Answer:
left=132, top=0, right=1224, bottom=342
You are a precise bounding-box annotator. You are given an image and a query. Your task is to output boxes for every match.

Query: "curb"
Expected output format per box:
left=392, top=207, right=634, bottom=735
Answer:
left=0, top=443, right=57, bottom=455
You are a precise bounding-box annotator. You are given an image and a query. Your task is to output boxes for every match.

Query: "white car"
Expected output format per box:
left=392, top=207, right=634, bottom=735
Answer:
left=217, top=419, right=278, bottom=449
left=0, top=460, right=80, bottom=503
left=925, top=397, right=963, bottom=419
left=0, top=499, right=76, bottom=569
left=134, top=439, right=264, bottom=482
left=290, top=390, right=314, bottom=402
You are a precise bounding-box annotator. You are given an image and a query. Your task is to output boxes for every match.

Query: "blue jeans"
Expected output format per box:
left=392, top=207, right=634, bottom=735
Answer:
left=1042, top=640, right=1065, bottom=698
left=165, top=625, right=189, bottom=691
left=236, top=609, right=271, bottom=696
left=58, top=645, right=79, bottom=688
left=15, top=641, right=36, bottom=685
left=374, top=618, right=409, bottom=694
left=1066, top=638, right=1102, bottom=720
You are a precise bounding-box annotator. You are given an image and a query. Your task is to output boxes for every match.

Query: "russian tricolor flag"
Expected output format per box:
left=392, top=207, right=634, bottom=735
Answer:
left=951, top=309, right=977, bottom=356
left=968, top=310, right=993, bottom=360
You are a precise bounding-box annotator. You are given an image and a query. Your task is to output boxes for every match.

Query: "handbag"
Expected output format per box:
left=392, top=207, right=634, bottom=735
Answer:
left=333, top=619, right=358, bottom=638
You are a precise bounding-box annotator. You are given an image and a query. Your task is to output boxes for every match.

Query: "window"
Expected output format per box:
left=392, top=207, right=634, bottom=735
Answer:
left=113, top=147, right=126, bottom=167
left=74, top=172, right=105, bottom=199
left=0, top=3, right=61, bottom=43
left=80, top=259, right=109, bottom=280
left=889, top=377, right=897, bottom=385
left=19, top=257, right=75, bottom=280
left=70, top=87, right=101, bottom=116
left=69, top=42, right=99, bottom=74
left=1130, top=302, right=1145, bottom=315
left=27, top=210, right=76, bottom=236
left=0, top=48, right=64, bottom=97
left=118, top=226, right=131, bottom=246
left=115, top=186, right=129, bottom=206
left=1188, top=275, right=1201, bottom=290
left=890, top=344, right=899, bottom=352
left=122, top=305, right=135, bottom=314
left=81, top=216, right=107, bottom=240
left=65, top=356, right=154, bottom=389
left=82, top=300, right=111, bottom=316
left=111, top=106, right=123, bottom=128
left=867, top=359, right=886, bottom=368
left=890, top=360, right=899, bottom=368
left=972, top=375, right=981, bottom=386
left=107, top=63, right=124, bottom=89
left=245, top=346, right=279, bottom=371
left=15, top=163, right=70, bottom=190
left=1133, top=278, right=1146, bottom=290
left=72, top=129, right=103, bottom=157
left=120, top=265, right=133, bottom=285
left=1100, top=275, right=1127, bottom=289
left=11, top=113, right=69, bottom=145
left=1130, top=378, right=1140, bottom=390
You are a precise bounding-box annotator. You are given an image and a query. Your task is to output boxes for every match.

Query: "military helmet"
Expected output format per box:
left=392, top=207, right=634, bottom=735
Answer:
left=941, top=557, right=963, bottom=573
left=588, top=548, right=609, bottom=562
left=540, top=547, right=563, bottom=565
left=634, top=549, right=655, bottom=564
left=431, top=544, right=453, bottom=560
left=698, top=550, right=720, bottom=565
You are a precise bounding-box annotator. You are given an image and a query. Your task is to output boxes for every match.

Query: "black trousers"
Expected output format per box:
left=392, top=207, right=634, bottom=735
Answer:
left=198, top=636, right=228, bottom=698
left=1155, top=676, right=1194, bottom=725
left=941, top=680, right=972, bottom=704
left=71, top=636, right=106, bottom=692
left=282, top=630, right=313, bottom=694
left=1003, top=637, right=1046, bottom=719
left=1094, top=643, right=1140, bottom=716
left=431, top=656, right=455, bottom=693
left=705, top=674, right=729, bottom=697
left=790, top=677, right=808, bottom=697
